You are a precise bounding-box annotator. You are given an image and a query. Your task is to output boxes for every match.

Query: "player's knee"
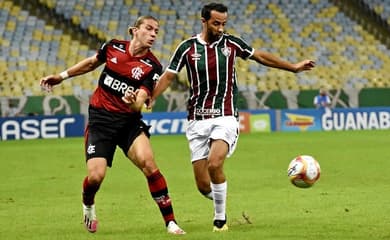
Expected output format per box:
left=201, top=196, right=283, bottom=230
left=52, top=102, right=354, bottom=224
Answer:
left=86, top=158, right=107, bottom=184
left=140, top=158, right=158, bottom=176
left=88, top=172, right=104, bottom=185
left=207, top=160, right=223, bottom=174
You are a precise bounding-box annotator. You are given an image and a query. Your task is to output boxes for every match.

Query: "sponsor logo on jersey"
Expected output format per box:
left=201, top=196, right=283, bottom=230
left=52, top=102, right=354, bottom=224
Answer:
left=152, top=73, right=160, bottom=81
left=103, top=74, right=135, bottom=94
left=191, top=53, right=201, bottom=61
left=195, top=108, right=221, bottom=116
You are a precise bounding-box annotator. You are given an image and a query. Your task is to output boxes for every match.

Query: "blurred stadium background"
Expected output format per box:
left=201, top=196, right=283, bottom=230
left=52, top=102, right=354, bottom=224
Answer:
left=1, top=0, right=390, bottom=115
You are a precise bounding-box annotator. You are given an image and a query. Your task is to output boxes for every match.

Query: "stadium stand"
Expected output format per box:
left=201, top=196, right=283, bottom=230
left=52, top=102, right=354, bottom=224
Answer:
left=1, top=0, right=389, bottom=97
left=361, top=0, right=390, bottom=25
left=0, top=0, right=101, bottom=97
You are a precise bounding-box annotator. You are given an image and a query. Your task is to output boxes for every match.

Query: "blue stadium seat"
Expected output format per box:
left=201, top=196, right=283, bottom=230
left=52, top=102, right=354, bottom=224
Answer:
left=1, top=0, right=389, bottom=97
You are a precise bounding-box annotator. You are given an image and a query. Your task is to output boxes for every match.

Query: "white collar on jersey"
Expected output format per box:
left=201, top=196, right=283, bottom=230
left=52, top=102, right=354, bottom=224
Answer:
left=196, top=34, right=224, bottom=48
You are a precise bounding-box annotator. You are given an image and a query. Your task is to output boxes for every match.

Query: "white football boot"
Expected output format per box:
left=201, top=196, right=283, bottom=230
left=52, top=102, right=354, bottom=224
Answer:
left=83, top=204, right=98, bottom=233
left=167, top=221, right=186, bottom=235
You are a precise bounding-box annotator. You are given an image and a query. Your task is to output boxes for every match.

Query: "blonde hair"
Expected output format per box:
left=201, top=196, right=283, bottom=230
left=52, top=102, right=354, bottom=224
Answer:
left=128, top=15, right=158, bottom=36
left=319, top=87, right=327, bottom=94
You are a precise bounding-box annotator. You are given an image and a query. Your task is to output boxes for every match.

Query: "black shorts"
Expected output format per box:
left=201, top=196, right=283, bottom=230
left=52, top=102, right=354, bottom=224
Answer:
left=84, top=106, right=150, bottom=167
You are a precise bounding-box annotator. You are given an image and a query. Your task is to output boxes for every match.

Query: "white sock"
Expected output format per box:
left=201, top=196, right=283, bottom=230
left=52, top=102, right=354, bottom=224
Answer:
left=211, top=181, right=227, bottom=220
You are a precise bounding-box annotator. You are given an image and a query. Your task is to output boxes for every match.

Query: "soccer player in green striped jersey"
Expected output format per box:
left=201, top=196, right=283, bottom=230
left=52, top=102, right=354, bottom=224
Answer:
left=152, top=2, right=315, bottom=232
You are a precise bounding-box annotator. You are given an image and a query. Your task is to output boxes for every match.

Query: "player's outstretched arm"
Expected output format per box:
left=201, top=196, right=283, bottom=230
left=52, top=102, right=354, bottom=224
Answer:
left=148, top=70, right=177, bottom=108
left=250, top=49, right=315, bottom=73
left=40, top=54, right=102, bottom=92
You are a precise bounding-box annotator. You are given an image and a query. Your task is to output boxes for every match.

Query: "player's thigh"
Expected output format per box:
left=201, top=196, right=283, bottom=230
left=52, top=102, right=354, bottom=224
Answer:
left=85, top=124, right=117, bottom=167
left=127, top=132, right=157, bottom=173
left=186, top=120, right=211, bottom=161
left=210, top=116, right=239, bottom=158
left=209, top=139, right=229, bottom=165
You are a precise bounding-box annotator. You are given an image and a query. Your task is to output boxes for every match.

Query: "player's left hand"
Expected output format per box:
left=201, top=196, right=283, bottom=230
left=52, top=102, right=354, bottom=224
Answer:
left=146, top=97, right=155, bottom=110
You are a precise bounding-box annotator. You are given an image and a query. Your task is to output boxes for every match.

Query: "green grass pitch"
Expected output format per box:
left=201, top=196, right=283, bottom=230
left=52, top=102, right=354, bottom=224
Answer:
left=1, top=130, right=389, bottom=240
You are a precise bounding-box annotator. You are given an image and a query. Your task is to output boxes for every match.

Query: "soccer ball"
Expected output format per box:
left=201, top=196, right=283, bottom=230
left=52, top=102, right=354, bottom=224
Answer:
left=287, top=155, right=321, bottom=188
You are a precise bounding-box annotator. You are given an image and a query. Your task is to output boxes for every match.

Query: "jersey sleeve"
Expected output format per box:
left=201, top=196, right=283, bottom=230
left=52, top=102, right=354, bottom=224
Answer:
left=228, top=35, right=254, bottom=60
left=166, top=40, right=191, bottom=73
left=96, top=40, right=111, bottom=62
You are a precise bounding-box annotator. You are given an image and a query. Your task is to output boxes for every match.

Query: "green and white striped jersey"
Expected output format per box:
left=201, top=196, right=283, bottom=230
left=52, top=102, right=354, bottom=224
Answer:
left=166, top=33, right=254, bottom=120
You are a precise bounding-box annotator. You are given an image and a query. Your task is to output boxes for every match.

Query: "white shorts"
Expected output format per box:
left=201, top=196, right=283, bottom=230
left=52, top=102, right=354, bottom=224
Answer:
left=186, top=116, right=239, bottom=162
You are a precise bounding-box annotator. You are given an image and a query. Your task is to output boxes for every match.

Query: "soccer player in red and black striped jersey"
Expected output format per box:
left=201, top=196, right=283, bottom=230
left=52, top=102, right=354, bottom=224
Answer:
left=152, top=3, right=315, bottom=232
left=40, top=16, right=185, bottom=235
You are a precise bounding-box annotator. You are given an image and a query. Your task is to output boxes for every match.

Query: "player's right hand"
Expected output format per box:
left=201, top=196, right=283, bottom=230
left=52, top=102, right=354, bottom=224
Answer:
left=122, top=89, right=137, bottom=105
left=40, top=75, right=63, bottom=92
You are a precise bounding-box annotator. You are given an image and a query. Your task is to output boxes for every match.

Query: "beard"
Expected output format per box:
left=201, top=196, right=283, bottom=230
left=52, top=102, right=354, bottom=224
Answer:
left=207, top=31, right=223, bottom=43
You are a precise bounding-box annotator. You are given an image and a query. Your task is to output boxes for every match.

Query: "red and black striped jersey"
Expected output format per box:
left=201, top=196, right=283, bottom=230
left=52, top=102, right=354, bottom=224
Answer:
left=90, top=39, right=162, bottom=113
left=166, top=34, right=254, bottom=120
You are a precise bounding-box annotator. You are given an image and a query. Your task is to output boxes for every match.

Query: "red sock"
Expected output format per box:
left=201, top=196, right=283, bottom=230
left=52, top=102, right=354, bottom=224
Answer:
left=82, top=176, right=100, bottom=206
left=147, top=170, right=175, bottom=226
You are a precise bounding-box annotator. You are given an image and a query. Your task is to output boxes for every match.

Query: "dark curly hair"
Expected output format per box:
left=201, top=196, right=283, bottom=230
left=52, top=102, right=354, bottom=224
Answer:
left=201, top=3, right=228, bottom=20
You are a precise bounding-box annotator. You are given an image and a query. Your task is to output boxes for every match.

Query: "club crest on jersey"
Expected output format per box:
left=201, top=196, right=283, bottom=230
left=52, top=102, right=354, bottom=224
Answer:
left=131, top=67, right=144, bottom=80
left=87, top=144, right=96, bottom=154
left=221, top=47, right=231, bottom=57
